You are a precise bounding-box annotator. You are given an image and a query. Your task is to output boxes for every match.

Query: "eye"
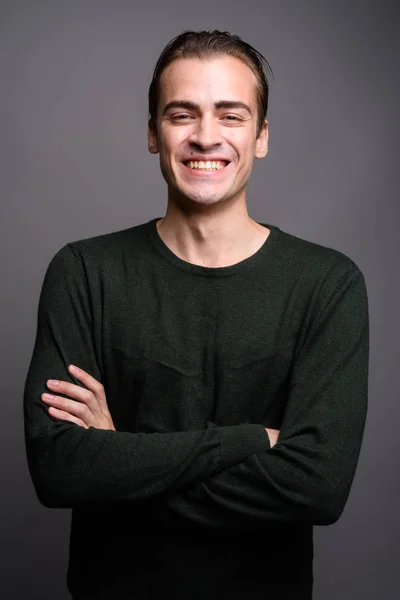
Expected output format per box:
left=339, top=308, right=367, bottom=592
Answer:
left=222, top=115, right=243, bottom=123
left=171, top=114, right=193, bottom=121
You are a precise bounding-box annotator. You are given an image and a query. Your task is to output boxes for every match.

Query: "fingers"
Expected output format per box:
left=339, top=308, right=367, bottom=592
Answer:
left=42, top=392, right=89, bottom=421
left=44, top=364, right=104, bottom=414
left=41, top=365, right=111, bottom=430
left=47, top=406, right=88, bottom=429
left=68, top=364, right=104, bottom=395
left=45, top=378, right=90, bottom=405
left=67, top=364, right=108, bottom=413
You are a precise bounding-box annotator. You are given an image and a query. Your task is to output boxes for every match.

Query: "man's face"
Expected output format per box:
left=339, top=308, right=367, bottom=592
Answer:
left=148, top=55, right=268, bottom=208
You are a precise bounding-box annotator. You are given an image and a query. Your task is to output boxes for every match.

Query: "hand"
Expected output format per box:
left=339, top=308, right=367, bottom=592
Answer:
left=41, top=364, right=116, bottom=431
left=265, top=428, right=280, bottom=448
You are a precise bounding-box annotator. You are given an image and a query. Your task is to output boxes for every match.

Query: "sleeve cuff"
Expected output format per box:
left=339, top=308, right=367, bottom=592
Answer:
left=218, top=423, right=270, bottom=472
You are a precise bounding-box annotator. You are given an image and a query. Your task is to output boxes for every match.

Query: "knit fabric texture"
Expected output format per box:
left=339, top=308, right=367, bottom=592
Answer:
left=24, top=217, right=369, bottom=599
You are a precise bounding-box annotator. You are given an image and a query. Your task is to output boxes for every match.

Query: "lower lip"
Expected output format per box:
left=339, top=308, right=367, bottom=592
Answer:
left=181, top=163, right=231, bottom=176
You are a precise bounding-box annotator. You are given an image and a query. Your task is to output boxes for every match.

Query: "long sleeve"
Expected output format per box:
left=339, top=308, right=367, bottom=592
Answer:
left=23, top=244, right=270, bottom=509
left=157, top=268, right=369, bottom=528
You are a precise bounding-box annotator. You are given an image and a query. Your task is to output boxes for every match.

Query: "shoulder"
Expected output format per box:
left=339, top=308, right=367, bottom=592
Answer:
left=48, top=220, right=150, bottom=271
left=273, top=225, right=365, bottom=283
left=69, top=221, right=148, bottom=260
left=270, top=226, right=369, bottom=339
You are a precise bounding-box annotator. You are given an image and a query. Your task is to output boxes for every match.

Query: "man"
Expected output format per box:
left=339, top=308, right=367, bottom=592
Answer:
left=23, top=30, right=369, bottom=599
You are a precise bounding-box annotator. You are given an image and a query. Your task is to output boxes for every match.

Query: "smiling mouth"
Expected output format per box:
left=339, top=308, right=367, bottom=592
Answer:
left=183, top=160, right=229, bottom=171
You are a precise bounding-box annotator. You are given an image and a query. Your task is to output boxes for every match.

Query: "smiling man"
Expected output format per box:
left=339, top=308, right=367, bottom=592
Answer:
left=148, top=48, right=270, bottom=265
left=24, top=30, right=369, bottom=600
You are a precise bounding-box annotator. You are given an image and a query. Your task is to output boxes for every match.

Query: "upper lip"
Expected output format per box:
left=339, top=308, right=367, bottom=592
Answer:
left=182, top=156, right=231, bottom=163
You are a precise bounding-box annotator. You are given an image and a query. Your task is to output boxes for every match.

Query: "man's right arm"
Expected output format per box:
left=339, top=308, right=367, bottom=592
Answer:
left=23, top=244, right=269, bottom=509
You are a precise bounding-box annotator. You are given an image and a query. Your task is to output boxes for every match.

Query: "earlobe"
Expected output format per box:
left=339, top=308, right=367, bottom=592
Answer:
left=254, top=120, right=269, bottom=159
left=148, top=140, right=159, bottom=154
left=148, top=119, right=159, bottom=154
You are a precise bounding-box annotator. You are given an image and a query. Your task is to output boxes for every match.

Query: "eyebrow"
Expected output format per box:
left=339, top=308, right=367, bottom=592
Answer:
left=162, top=100, right=252, bottom=115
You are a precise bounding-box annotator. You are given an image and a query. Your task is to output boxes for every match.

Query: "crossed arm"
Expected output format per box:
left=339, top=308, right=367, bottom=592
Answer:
left=40, top=366, right=280, bottom=447
left=24, top=244, right=368, bottom=527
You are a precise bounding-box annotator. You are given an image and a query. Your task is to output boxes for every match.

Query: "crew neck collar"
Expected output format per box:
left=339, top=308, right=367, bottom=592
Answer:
left=146, top=217, right=280, bottom=278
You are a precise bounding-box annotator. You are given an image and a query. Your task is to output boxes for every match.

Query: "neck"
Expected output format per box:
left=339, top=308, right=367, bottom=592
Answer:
left=156, top=199, right=270, bottom=268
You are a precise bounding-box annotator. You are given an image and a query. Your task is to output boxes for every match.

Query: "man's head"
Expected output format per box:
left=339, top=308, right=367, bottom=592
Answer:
left=147, top=30, right=273, bottom=209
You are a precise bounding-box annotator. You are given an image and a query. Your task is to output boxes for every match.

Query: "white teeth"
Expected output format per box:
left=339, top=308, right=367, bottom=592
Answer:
left=187, top=160, right=226, bottom=170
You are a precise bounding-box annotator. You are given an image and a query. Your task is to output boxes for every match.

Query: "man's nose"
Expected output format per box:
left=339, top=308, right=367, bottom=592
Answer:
left=189, top=116, right=223, bottom=149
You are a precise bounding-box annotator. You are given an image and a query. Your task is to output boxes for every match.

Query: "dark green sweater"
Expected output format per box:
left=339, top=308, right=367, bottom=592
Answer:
left=23, top=217, right=369, bottom=599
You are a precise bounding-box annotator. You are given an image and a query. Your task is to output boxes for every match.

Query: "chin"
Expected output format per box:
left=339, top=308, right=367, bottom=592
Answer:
left=187, top=191, right=220, bottom=203
left=177, top=184, right=230, bottom=206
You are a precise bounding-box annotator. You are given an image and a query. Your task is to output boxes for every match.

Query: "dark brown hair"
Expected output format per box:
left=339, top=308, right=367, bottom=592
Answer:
left=148, top=30, right=273, bottom=137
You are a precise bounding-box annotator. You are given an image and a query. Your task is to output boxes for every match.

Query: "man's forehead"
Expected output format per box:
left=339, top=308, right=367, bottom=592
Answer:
left=159, top=56, right=258, bottom=107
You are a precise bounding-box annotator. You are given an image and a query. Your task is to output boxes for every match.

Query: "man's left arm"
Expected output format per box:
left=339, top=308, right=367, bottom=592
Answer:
left=156, top=267, right=369, bottom=528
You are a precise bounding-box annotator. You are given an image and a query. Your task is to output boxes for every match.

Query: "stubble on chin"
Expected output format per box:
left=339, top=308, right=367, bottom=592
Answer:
left=169, top=181, right=225, bottom=207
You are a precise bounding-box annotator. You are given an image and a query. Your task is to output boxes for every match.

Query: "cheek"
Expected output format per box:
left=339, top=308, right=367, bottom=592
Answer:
left=158, top=145, right=175, bottom=174
left=159, top=125, right=188, bottom=151
left=228, top=131, right=255, bottom=160
left=236, top=145, right=256, bottom=171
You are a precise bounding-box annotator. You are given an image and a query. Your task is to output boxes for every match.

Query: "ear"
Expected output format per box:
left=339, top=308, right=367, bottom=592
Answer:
left=148, top=119, right=159, bottom=154
left=254, top=119, right=268, bottom=159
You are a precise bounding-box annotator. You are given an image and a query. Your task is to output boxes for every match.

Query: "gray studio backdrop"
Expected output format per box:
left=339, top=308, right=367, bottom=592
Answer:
left=1, top=1, right=399, bottom=599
